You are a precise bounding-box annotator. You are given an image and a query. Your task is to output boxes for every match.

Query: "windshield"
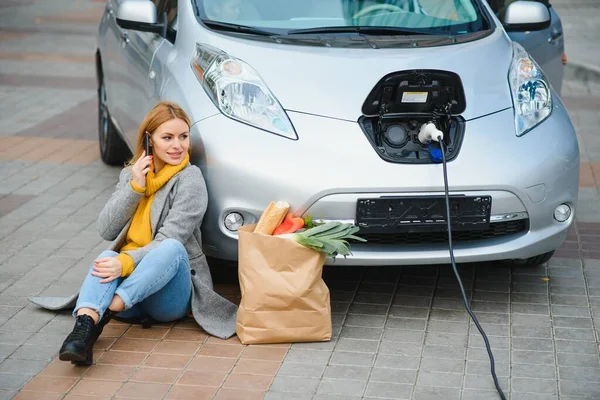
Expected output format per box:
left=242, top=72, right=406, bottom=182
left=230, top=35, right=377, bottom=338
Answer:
left=197, top=0, right=489, bottom=35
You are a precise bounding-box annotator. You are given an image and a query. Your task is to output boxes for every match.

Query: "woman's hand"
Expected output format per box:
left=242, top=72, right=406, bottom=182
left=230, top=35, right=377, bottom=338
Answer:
left=132, top=151, right=152, bottom=189
left=92, top=257, right=123, bottom=283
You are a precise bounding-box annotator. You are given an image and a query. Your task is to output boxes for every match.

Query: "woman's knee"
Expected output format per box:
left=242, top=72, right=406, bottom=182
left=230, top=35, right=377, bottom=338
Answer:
left=158, top=239, right=186, bottom=259
left=88, top=250, right=119, bottom=272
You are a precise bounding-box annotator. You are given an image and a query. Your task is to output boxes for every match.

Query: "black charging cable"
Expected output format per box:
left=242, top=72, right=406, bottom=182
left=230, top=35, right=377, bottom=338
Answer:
left=437, top=137, right=507, bottom=400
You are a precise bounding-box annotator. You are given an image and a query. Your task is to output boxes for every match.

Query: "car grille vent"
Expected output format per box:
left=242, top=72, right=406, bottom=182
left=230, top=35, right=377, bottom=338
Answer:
left=356, top=220, right=529, bottom=245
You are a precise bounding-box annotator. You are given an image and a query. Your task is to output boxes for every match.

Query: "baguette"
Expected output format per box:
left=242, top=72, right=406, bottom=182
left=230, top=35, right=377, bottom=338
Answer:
left=254, top=201, right=290, bottom=235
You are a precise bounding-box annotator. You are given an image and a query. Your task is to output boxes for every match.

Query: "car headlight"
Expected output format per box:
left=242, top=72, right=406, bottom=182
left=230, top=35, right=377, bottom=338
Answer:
left=508, top=42, right=552, bottom=137
left=191, top=43, right=297, bottom=140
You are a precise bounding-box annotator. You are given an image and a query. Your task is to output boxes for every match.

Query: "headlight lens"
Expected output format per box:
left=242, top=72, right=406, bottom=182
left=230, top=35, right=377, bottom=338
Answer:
left=509, top=42, right=552, bottom=136
left=191, top=43, right=297, bottom=140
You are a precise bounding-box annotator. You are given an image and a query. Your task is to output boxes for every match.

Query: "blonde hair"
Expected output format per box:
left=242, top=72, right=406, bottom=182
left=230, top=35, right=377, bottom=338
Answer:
left=126, top=101, right=192, bottom=166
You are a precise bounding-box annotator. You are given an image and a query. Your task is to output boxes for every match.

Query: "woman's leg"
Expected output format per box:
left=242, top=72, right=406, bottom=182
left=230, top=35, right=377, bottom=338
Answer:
left=60, top=250, right=120, bottom=365
left=73, top=250, right=121, bottom=322
left=139, top=252, right=192, bottom=322
left=114, top=239, right=192, bottom=317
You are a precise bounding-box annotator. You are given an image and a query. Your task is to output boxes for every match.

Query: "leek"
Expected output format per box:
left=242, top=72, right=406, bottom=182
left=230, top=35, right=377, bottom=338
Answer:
left=278, top=221, right=366, bottom=257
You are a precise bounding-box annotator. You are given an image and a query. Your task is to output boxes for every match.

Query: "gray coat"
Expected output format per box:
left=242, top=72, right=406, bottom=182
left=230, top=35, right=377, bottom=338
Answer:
left=29, top=165, right=238, bottom=339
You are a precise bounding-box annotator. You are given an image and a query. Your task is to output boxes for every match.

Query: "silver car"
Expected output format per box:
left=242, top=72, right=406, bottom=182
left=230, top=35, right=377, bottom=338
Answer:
left=97, top=0, right=578, bottom=266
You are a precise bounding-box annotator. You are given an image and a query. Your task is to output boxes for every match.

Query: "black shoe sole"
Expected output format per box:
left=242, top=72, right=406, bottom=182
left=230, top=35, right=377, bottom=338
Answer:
left=59, top=350, right=92, bottom=366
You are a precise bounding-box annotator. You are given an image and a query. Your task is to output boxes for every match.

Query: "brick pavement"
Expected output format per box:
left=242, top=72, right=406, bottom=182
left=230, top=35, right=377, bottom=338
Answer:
left=1, top=0, right=600, bottom=399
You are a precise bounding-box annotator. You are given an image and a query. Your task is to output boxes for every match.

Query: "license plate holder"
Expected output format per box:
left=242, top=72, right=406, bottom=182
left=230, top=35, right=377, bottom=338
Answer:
left=356, top=195, right=492, bottom=233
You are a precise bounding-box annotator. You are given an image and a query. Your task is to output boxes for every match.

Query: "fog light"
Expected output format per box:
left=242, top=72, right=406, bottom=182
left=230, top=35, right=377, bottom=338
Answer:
left=224, top=212, right=244, bottom=231
left=554, top=204, right=571, bottom=222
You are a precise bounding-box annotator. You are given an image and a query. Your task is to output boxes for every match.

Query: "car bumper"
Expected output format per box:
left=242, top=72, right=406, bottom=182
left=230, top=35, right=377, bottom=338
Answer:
left=191, top=102, right=579, bottom=265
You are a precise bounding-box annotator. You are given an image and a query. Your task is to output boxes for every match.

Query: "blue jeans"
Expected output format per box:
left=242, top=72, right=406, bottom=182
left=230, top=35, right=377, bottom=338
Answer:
left=74, top=238, right=192, bottom=322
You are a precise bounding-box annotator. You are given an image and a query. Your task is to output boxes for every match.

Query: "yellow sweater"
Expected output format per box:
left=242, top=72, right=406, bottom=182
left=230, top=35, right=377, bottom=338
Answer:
left=116, top=154, right=189, bottom=277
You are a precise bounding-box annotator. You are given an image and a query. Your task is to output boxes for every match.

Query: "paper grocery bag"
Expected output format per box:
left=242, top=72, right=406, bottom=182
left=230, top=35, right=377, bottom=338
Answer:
left=236, top=224, right=332, bottom=344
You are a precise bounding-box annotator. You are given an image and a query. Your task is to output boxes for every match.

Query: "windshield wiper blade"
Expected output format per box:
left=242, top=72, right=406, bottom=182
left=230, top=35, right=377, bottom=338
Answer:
left=287, top=26, right=438, bottom=36
left=201, top=20, right=277, bottom=36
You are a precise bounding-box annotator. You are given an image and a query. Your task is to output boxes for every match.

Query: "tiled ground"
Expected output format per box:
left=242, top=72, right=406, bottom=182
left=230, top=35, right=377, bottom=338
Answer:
left=1, top=0, right=600, bottom=399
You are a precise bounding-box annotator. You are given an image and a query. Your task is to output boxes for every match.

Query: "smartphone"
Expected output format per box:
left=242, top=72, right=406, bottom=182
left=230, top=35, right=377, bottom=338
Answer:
left=144, top=133, right=152, bottom=156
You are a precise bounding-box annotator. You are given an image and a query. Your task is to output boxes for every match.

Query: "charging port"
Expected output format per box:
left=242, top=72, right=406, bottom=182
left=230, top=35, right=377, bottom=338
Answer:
left=359, top=69, right=467, bottom=164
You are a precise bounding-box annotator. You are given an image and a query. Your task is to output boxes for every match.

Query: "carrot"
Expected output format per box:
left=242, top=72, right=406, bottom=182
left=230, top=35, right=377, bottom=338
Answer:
left=273, top=213, right=305, bottom=235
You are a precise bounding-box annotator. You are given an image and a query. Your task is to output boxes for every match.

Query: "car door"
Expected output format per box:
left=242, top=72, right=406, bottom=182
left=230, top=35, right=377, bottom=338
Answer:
left=99, top=0, right=126, bottom=125
left=112, top=0, right=166, bottom=145
left=489, top=0, right=564, bottom=93
left=148, top=0, right=179, bottom=106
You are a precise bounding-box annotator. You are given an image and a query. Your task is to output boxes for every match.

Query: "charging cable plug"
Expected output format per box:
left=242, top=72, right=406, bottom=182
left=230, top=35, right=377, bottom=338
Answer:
left=418, top=122, right=444, bottom=144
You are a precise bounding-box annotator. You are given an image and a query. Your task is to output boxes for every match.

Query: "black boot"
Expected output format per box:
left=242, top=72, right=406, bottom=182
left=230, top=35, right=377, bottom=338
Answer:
left=59, top=315, right=97, bottom=366
left=94, top=309, right=116, bottom=340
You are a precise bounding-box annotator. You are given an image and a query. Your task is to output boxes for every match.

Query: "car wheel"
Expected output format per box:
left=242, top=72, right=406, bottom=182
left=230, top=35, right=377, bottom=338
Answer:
left=98, top=73, right=130, bottom=166
left=516, top=251, right=555, bottom=267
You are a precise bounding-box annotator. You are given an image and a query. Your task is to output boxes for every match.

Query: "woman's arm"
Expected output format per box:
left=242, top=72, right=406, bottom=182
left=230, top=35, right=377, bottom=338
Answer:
left=121, top=166, right=208, bottom=265
left=97, top=168, right=144, bottom=241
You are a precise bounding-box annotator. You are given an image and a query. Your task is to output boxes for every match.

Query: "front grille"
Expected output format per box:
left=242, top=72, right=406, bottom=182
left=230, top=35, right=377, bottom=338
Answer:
left=357, top=219, right=529, bottom=245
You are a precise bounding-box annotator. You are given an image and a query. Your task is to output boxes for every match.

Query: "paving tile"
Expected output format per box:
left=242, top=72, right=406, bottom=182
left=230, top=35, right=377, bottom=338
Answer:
left=316, top=379, right=366, bottom=396
left=264, top=393, right=312, bottom=400
left=0, top=373, right=32, bottom=390
left=425, top=332, right=467, bottom=347
left=512, top=363, right=557, bottom=380
left=283, top=349, right=330, bottom=365
left=343, top=315, right=386, bottom=328
left=165, top=385, right=216, bottom=400
left=187, top=356, right=236, bottom=373
left=382, top=329, right=424, bottom=343
left=70, top=379, right=122, bottom=397
left=553, top=327, right=596, bottom=341
left=558, top=366, right=600, bottom=382
left=512, top=337, right=554, bottom=352
left=130, top=367, right=181, bottom=384
left=164, top=328, right=208, bottom=342
left=81, top=365, right=136, bottom=381
left=416, top=371, right=463, bottom=388
left=276, top=362, right=325, bottom=378
left=176, top=370, right=226, bottom=386
left=421, top=345, right=466, bottom=360
left=13, top=391, right=63, bottom=400
left=464, top=374, right=509, bottom=391
left=270, top=376, right=320, bottom=395
left=98, top=350, right=147, bottom=366
left=213, top=388, right=265, bottom=400
left=111, top=338, right=159, bottom=353
left=339, top=326, right=382, bottom=340
left=364, top=381, right=412, bottom=399
left=512, top=350, right=556, bottom=365
left=232, top=359, right=280, bottom=376
left=512, top=377, right=558, bottom=395
left=9, top=345, right=57, bottom=362
left=557, top=353, right=600, bottom=368
left=222, top=373, right=272, bottom=391
left=329, top=351, right=374, bottom=367
left=425, top=320, right=468, bottom=334
left=466, top=361, right=509, bottom=377
left=555, top=339, right=599, bottom=354
left=38, top=359, right=88, bottom=378
left=378, top=341, right=423, bottom=357
left=559, top=379, right=600, bottom=397
left=142, top=354, right=191, bottom=369
left=123, top=326, right=169, bottom=340
left=21, top=375, right=77, bottom=393
left=388, top=306, right=429, bottom=319
left=334, top=338, right=378, bottom=353
left=115, top=382, right=170, bottom=399
left=241, top=346, right=288, bottom=362
left=412, top=385, right=460, bottom=400
left=512, top=325, right=553, bottom=338
left=374, top=355, right=420, bottom=370
left=323, top=365, right=370, bottom=381
left=369, top=367, right=416, bottom=384
left=385, top=318, right=427, bottom=331
left=0, top=359, right=46, bottom=376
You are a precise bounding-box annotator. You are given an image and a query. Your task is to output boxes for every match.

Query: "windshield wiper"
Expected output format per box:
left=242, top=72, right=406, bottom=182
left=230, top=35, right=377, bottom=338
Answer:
left=201, top=20, right=278, bottom=36
left=287, top=26, right=442, bottom=36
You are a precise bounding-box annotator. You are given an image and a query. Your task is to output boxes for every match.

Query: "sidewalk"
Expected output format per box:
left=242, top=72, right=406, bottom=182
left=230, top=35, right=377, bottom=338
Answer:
left=1, top=1, right=600, bottom=399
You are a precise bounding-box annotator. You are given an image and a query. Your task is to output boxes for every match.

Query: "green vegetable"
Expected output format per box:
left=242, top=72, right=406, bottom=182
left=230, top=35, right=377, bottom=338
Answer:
left=278, top=221, right=366, bottom=258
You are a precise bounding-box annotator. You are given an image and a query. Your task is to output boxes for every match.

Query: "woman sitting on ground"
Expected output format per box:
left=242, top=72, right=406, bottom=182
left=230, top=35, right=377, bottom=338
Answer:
left=57, top=101, right=236, bottom=365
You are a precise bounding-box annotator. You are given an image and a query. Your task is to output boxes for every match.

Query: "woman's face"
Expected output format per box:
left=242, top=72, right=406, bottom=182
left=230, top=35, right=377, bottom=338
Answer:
left=150, top=118, right=190, bottom=168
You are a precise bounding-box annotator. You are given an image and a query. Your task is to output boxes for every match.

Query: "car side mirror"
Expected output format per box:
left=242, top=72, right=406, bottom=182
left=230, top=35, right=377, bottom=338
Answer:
left=503, top=1, right=551, bottom=32
left=116, top=0, right=166, bottom=37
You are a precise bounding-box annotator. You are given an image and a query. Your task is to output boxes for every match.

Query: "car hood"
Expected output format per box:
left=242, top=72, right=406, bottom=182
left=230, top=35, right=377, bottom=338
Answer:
left=198, top=28, right=514, bottom=121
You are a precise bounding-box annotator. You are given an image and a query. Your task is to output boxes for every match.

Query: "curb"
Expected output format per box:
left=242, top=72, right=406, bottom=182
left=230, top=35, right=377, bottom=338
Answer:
left=565, top=62, right=600, bottom=84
